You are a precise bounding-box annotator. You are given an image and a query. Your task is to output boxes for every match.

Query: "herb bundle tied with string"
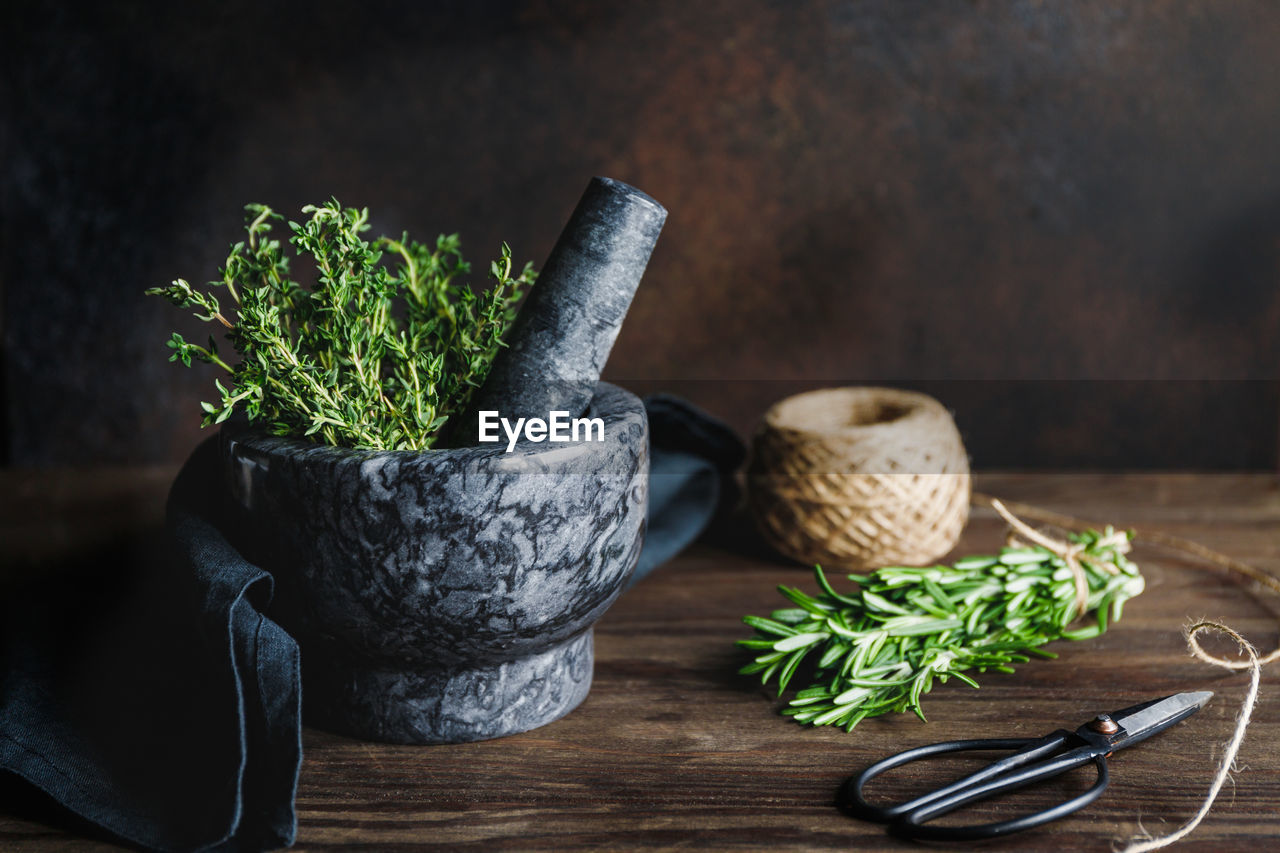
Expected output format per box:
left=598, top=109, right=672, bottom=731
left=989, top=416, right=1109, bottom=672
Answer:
left=147, top=201, right=535, bottom=450
left=739, top=518, right=1146, bottom=731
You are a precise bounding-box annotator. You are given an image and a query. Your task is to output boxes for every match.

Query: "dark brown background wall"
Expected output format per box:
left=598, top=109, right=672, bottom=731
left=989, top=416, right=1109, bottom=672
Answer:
left=3, top=0, right=1278, bottom=469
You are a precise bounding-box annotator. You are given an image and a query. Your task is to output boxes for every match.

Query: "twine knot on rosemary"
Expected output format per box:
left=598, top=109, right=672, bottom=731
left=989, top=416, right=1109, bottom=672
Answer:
left=989, top=498, right=1129, bottom=621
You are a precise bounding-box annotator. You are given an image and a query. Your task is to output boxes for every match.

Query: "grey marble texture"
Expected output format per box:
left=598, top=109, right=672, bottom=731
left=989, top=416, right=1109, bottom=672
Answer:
left=460, top=177, right=666, bottom=439
left=221, top=382, right=648, bottom=744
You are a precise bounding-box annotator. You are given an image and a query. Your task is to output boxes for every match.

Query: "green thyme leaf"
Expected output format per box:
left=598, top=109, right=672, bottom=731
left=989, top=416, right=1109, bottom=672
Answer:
left=147, top=202, right=536, bottom=450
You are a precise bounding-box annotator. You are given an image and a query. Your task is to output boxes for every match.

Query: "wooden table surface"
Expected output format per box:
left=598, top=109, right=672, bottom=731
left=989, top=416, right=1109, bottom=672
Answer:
left=2, top=470, right=1279, bottom=851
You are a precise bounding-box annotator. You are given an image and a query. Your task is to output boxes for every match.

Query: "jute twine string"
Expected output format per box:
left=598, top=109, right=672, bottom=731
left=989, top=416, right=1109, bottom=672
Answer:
left=974, top=492, right=1277, bottom=851
left=1120, top=624, right=1259, bottom=853
left=747, top=387, right=970, bottom=569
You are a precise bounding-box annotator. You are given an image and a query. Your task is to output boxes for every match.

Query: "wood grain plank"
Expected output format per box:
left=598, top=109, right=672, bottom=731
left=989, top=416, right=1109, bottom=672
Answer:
left=1, top=472, right=1277, bottom=850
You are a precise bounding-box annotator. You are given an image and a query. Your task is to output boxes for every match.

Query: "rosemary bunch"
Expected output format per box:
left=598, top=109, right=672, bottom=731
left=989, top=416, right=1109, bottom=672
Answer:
left=739, top=530, right=1145, bottom=731
left=147, top=201, right=536, bottom=450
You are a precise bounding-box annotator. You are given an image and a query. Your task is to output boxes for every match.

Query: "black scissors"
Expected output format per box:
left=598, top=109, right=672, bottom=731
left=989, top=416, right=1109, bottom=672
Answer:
left=841, top=691, right=1212, bottom=841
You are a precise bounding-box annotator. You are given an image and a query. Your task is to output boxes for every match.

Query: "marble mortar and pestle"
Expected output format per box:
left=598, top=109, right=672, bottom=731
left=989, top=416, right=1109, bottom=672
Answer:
left=223, top=177, right=667, bottom=744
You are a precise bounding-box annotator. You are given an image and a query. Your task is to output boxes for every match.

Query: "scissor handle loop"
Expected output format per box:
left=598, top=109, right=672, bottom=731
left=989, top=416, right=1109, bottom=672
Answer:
left=897, top=753, right=1108, bottom=840
left=842, top=731, right=1111, bottom=841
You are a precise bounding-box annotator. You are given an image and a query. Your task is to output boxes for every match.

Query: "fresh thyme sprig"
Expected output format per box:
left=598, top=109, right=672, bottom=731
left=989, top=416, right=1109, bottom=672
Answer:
left=739, top=530, right=1145, bottom=731
left=146, top=201, right=536, bottom=450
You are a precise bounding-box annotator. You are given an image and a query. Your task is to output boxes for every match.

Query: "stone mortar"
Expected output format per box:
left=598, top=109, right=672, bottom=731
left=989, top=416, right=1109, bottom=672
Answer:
left=220, top=382, right=648, bottom=744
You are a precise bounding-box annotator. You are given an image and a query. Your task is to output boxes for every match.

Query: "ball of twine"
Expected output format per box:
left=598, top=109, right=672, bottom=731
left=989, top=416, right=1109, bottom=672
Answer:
left=747, top=387, right=970, bottom=569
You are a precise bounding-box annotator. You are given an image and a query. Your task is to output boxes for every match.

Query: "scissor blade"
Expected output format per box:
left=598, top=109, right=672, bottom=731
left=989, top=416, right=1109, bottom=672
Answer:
left=1107, top=691, right=1212, bottom=750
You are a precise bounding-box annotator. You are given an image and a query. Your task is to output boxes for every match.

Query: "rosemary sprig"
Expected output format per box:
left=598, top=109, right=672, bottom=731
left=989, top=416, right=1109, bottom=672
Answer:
left=739, top=530, right=1145, bottom=731
left=146, top=201, right=536, bottom=451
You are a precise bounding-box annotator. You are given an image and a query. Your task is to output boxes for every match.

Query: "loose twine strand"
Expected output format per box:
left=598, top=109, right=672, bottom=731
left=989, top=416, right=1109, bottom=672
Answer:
left=972, top=493, right=1276, bottom=851
left=1119, top=623, right=1259, bottom=853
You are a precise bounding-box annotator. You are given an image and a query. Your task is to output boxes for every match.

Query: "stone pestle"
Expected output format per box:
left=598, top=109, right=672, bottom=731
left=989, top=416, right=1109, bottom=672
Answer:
left=457, top=176, right=667, bottom=442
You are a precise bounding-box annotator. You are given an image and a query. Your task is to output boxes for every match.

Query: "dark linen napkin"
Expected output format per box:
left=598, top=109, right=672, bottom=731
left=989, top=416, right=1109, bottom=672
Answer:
left=630, top=394, right=745, bottom=585
left=0, top=438, right=302, bottom=852
left=0, top=396, right=740, bottom=851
